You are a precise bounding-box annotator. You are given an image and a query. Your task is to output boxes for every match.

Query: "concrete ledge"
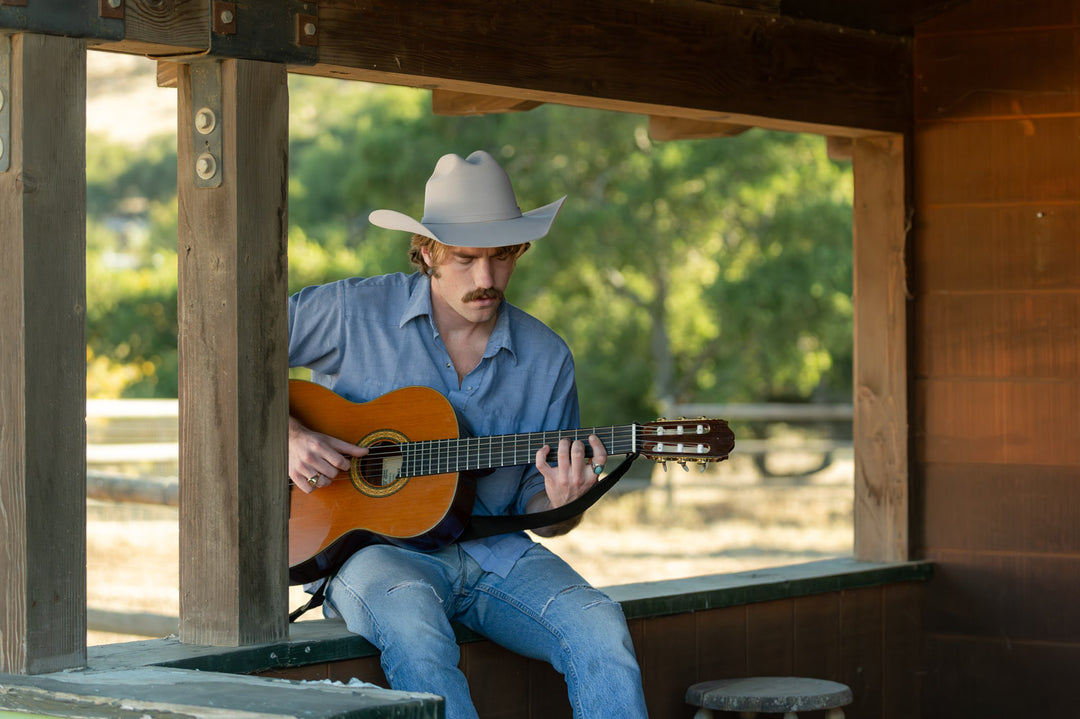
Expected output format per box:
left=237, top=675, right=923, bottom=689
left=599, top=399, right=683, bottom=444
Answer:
left=0, top=666, right=440, bottom=718
left=87, top=557, right=931, bottom=674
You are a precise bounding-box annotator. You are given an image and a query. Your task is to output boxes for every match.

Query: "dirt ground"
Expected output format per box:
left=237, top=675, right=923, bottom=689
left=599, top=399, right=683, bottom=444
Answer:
left=87, top=452, right=853, bottom=646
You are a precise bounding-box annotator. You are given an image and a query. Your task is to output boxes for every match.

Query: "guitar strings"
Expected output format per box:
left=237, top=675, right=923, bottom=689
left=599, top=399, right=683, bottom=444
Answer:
left=355, top=421, right=724, bottom=477
left=360, top=426, right=643, bottom=473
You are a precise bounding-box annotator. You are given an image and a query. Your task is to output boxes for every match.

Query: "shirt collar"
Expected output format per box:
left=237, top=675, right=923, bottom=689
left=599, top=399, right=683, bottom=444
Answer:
left=398, top=272, right=433, bottom=329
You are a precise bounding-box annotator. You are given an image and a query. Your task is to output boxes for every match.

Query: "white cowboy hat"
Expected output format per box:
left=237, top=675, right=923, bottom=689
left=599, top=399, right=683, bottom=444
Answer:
left=369, top=150, right=565, bottom=248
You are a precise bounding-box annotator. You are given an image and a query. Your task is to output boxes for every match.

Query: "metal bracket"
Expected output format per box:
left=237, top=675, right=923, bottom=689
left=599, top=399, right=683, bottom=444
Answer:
left=206, top=0, right=318, bottom=65
left=190, top=60, right=223, bottom=189
left=0, top=34, right=10, bottom=173
left=0, top=0, right=124, bottom=41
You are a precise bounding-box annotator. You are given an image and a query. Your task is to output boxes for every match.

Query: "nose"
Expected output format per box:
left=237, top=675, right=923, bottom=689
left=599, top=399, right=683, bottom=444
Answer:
left=473, top=257, right=495, bottom=288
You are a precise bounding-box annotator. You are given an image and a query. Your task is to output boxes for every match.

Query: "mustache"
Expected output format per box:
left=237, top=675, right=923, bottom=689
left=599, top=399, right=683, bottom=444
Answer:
left=462, top=287, right=504, bottom=303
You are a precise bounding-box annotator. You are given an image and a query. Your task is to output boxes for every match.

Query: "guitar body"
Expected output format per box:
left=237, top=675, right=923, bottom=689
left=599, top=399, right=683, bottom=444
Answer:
left=286, top=379, right=735, bottom=585
left=288, top=380, right=476, bottom=584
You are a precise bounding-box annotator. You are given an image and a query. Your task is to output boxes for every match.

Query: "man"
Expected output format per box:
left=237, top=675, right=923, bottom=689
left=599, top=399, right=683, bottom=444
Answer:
left=286, top=150, right=648, bottom=718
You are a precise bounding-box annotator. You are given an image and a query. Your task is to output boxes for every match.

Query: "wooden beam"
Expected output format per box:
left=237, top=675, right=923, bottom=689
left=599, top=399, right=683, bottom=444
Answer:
left=176, top=58, right=290, bottom=646
left=852, top=134, right=909, bottom=562
left=101, top=0, right=207, bottom=57
left=306, top=0, right=911, bottom=134
left=0, top=33, right=87, bottom=674
left=92, top=0, right=910, bottom=135
left=648, top=116, right=750, bottom=141
left=431, top=89, right=541, bottom=116
left=826, top=136, right=854, bottom=161
left=156, top=59, right=179, bottom=88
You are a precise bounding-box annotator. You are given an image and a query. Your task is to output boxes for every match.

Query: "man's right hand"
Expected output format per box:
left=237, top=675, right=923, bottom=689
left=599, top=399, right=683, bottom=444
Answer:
left=288, top=415, right=368, bottom=493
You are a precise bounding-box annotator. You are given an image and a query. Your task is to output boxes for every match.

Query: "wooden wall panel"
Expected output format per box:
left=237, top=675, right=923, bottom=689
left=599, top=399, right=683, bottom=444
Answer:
left=926, top=635, right=1080, bottom=715
left=915, top=28, right=1080, bottom=120
left=924, top=551, right=1080, bottom=642
left=746, top=600, right=795, bottom=676
left=915, top=294, right=1080, bottom=378
left=526, top=657, right=573, bottom=719
left=914, top=205, right=1080, bottom=293
left=915, top=117, right=1080, bottom=206
left=792, top=593, right=843, bottom=681
left=840, top=588, right=884, bottom=717
left=459, top=641, right=533, bottom=718
left=694, top=606, right=749, bottom=684
left=919, top=464, right=1080, bottom=553
left=914, top=2, right=1080, bottom=716
left=881, top=582, right=924, bottom=719
left=915, top=379, right=1080, bottom=466
left=639, top=613, right=700, bottom=719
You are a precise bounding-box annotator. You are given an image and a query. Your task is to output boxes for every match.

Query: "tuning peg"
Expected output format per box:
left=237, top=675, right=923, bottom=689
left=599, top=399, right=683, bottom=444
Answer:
left=660, top=461, right=668, bottom=472
left=698, top=461, right=708, bottom=473
left=679, top=461, right=689, bottom=472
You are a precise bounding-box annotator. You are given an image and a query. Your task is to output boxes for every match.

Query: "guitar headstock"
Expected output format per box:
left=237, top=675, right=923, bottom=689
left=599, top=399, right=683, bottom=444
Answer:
left=639, top=417, right=735, bottom=471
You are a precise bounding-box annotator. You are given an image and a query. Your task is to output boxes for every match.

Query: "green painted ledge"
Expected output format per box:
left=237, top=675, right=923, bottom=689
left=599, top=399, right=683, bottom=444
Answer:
left=608, top=556, right=933, bottom=619
left=88, top=557, right=930, bottom=676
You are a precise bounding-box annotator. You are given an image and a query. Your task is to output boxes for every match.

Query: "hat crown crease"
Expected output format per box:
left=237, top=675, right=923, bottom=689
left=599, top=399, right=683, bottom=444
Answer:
left=422, top=151, right=522, bottom=225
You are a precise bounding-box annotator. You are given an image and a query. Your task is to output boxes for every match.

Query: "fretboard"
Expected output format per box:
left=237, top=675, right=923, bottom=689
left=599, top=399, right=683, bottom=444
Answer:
left=401, top=424, right=640, bottom=477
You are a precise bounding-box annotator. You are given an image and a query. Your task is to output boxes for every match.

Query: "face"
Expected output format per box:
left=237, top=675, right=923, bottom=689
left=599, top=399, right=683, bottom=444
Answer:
left=423, top=245, right=518, bottom=328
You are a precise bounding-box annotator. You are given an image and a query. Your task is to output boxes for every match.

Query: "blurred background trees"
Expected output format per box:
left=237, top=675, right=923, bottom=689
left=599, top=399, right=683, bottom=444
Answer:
left=86, top=70, right=852, bottom=426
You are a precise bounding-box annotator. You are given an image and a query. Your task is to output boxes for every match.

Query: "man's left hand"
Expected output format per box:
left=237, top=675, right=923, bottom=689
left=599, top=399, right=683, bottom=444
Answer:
left=535, top=435, right=608, bottom=507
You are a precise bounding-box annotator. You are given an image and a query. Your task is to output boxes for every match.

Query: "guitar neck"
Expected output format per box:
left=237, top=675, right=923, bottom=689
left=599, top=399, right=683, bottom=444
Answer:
left=401, top=424, right=640, bottom=477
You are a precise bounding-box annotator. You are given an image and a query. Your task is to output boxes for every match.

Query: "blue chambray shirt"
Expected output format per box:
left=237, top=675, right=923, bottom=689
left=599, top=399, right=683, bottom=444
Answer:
left=288, top=271, right=580, bottom=577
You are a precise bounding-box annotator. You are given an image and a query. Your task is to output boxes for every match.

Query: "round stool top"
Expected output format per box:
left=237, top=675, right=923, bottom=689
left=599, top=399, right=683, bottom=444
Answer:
left=686, top=677, right=853, bottom=712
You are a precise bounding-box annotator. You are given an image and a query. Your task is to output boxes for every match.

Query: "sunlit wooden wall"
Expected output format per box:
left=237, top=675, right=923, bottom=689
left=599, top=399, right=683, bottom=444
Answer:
left=913, top=0, right=1080, bottom=714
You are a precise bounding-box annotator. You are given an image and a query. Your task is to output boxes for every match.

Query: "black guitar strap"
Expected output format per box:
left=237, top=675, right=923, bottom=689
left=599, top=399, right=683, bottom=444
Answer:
left=458, top=451, right=640, bottom=541
left=288, top=452, right=640, bottom=623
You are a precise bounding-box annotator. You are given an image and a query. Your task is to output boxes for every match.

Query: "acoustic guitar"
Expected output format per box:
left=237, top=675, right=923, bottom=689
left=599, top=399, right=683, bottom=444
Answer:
left=287, top=379, right=734, bottom=582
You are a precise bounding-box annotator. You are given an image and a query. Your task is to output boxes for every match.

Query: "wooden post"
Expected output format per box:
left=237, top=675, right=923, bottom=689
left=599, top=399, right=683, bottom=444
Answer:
left=176, top=59, right=290, bottom=646
left=0, top=33, right=87, bottom=674
left=852, top=134, right=910, bottom=562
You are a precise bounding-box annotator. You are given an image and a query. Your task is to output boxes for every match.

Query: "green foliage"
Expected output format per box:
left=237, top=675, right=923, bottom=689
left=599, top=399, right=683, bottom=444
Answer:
left=86, top=250, right=178, bottom=398
left=86, top=75, right=854, bottom=425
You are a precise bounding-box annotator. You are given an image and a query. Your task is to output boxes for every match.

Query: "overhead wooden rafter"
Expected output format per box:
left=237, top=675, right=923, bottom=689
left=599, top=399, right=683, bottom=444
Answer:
left=431, top=89, right=542, bottom=116
left=648, top=116, right=750, bottom=141
left=54, top=0, right=914, bottom=136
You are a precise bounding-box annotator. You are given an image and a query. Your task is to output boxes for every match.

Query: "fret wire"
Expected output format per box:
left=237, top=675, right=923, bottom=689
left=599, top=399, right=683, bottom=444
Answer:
left=371, top=425, right=645, bottom=476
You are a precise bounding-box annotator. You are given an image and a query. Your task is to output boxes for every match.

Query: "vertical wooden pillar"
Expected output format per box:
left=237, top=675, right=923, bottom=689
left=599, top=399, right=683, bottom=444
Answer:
left=176, top=59, right=289, bottom=645
left=0, top=33, right=87, bottom=674
left=852, top=134, right=910, bottom=562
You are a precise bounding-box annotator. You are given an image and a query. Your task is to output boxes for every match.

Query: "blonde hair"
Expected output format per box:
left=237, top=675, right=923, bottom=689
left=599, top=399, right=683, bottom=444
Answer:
left=408, top=234, right=530, bottom=276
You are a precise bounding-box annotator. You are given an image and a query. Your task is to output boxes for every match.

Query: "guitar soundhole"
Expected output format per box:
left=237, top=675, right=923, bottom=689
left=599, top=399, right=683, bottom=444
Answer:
left=350, top=429, right=409, bottom=497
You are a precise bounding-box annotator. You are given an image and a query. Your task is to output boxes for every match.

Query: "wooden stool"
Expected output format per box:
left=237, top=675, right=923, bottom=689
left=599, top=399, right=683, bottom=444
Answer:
left=686, top=676, right=852, bottom=718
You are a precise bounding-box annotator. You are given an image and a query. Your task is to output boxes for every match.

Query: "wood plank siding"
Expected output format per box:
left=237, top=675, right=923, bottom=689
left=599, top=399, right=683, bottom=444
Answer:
left=913, top=1, right=1080, bottom=715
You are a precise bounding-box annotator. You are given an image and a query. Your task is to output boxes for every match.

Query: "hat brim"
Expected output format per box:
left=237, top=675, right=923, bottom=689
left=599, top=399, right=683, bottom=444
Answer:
left=369, top=196, right=565, bottom=248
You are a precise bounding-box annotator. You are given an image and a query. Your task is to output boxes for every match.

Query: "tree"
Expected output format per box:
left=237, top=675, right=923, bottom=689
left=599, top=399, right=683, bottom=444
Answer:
left=87, top=76, right=854, bottom=426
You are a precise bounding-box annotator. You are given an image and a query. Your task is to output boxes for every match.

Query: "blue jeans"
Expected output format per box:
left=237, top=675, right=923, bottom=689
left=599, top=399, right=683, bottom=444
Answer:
left=325, top=542, right=648, bottom=719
